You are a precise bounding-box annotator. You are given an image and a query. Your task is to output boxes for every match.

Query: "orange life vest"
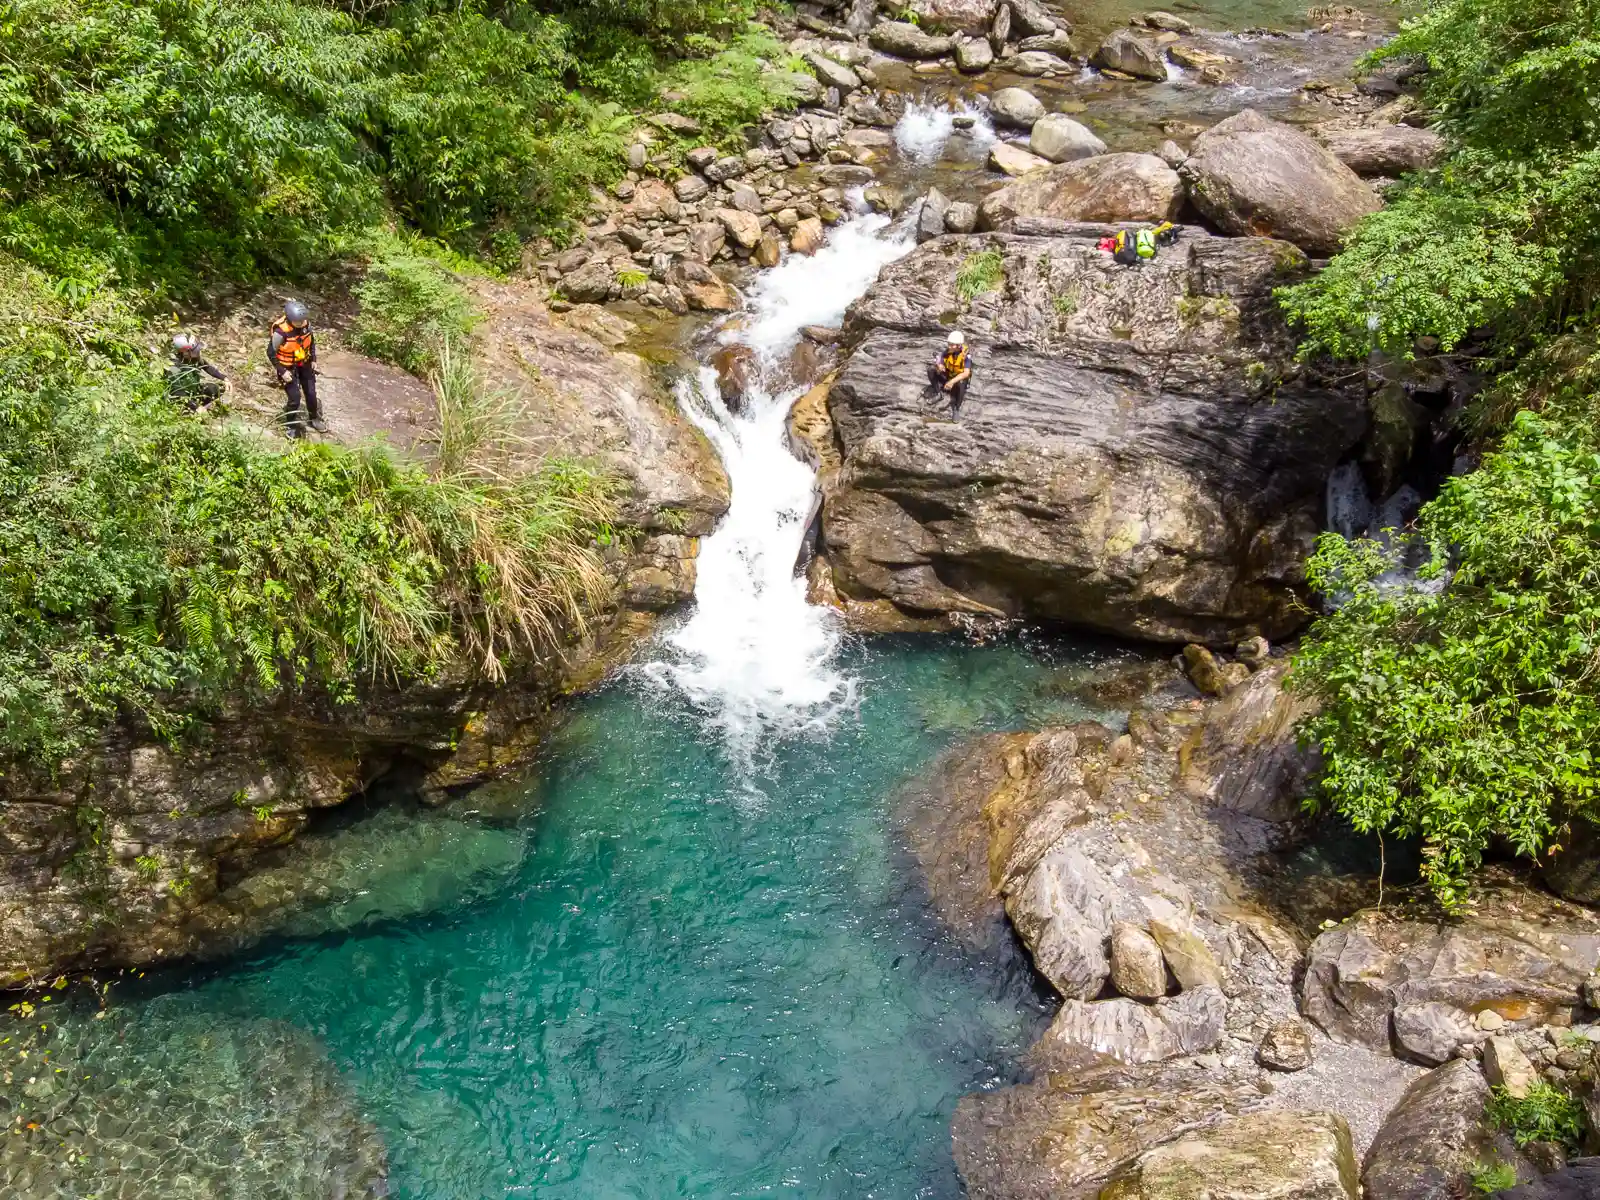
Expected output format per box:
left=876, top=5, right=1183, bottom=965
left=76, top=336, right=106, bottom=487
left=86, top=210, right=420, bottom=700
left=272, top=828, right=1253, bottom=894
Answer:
left=273, top=319, right=314, bottom=368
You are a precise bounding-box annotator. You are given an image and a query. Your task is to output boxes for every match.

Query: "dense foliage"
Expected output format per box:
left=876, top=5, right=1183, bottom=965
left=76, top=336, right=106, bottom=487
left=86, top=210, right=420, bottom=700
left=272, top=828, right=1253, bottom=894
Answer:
left=0, top=0, right=796, bottom=284
left=0, top=0, right=805, bottom=771
left=1289, top=0, right=1600, bottom=901
left=0, top=256, right=614, bottom=766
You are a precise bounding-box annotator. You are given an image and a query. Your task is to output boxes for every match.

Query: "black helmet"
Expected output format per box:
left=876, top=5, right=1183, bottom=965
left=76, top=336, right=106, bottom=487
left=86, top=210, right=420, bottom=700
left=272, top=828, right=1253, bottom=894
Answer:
left=283, top=299, right=309, bottom=326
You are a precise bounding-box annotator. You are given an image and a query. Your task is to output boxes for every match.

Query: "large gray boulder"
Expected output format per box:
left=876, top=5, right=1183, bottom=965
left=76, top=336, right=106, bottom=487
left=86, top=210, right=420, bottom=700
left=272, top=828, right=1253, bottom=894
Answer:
left=1302, top=883, right=1600, bottom=1058
left=1317, top=124, right=1444, bottom=178
left=1361, top=1059, right=1534, bottom=1199
left=980, top=153, right=1183, bottom=227
left=989, top=86, right=1046, bottom=129
left=868, top=20, right=956, bottom=58
left=1006, top=0, right=1060, bottom=36
left=822, top=228, right=1364, bottom=641
left=1181, top=110, right=1381, bottom=255
left=955, top=36, right=996, bottom=72
left=909, top=0, right=997, bottom=32
left=1093, top=29, right=1167, bottom=80
left=1005, top=49, right=1073, bottom=76
left=804, top=50, right=861, bottom=93
left=1029, top=113, right=1107, bottom=162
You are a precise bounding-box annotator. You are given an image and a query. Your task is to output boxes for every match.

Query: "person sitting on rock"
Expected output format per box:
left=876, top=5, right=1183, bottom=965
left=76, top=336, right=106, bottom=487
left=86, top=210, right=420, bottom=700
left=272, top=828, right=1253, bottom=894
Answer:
left=164, top=332, right=227, bottom=410
left=928, top=331, right=973, bottom=416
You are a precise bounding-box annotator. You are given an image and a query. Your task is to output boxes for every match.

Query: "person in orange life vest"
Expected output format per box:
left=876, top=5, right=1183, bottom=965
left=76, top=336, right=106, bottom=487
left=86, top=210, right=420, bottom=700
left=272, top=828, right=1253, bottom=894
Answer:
left=267, top=299, right=326, bottom=435
left=927, top=330, right=973, bottom=416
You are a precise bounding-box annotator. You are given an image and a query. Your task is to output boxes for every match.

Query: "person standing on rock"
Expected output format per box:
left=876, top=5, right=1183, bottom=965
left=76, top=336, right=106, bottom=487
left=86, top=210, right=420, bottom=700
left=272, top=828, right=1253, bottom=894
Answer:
left=928, top=331, right=973, bottom=417
left=267, top=299, right=326, bottom=437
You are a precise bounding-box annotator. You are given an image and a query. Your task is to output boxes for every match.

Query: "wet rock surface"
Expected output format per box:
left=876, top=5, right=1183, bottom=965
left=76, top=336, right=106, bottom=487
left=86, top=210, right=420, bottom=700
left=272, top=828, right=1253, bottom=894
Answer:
left=1105, top=1109, right=1360, bottom=1200
left=822, top=227, right=1366, bottom=642
left=980, top=153, right=1184, bottom=226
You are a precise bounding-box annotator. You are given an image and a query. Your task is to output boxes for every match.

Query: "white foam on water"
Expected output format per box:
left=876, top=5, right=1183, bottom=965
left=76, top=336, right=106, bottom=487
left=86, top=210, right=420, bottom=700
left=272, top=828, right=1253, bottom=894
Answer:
left=640, top=212, right=916, bottom=778
left=894, top=100, right=996, bottom=164
left=1165, top=59, right=1189, bottom=83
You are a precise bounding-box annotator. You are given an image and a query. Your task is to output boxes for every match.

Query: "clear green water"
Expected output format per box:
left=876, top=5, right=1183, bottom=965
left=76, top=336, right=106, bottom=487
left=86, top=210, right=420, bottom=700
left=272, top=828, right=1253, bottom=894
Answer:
left=47, top=636, right=1139, bottom=1199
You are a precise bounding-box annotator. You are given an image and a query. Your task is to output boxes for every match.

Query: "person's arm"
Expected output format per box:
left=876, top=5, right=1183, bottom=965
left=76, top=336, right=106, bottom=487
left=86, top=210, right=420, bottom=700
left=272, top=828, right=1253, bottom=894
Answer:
left=267, top=329, right=286, bottom=377
left=202, top=362, right=225, bottom=380
left=307, top=329, right=317, bottom=365
left=949, top=366, right=971, bottom=386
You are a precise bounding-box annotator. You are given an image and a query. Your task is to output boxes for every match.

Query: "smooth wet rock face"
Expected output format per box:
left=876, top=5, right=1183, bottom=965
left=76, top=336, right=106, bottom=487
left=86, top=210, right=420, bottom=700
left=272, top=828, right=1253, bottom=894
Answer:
left=1495, top=1160, right=1600, bottom=1199
left=1093, top=29, right=1168, bottom=81
left=1178, top=662, right=1318, bottom=822
left=1317, top=124, right=1443, bottom=178
left=805, top=50, right=861, bottom=92
left=825, top=229, right=1364, bottom=643
left=910, top=0, right=997, bottom=32
left=980, top=153, right=1183, bottom=226
left=953, top=1069, right=1265, bottom=1200
left=1301, top=884, right=1600, bottom=1058
left=1181, top=109, right=1381, bottom=255
left=1034, top=986, right=1226, bottom=1066
left=1104, top=1110, right=1360, bottom=1200
left=989, top=86, right=1045, bottom=129
left=1029, top=113, right=1107, bottom=163
left=1111, top=921, right=1169, bottom=1000
left=1361, top=1059, right=1533, bottom=1200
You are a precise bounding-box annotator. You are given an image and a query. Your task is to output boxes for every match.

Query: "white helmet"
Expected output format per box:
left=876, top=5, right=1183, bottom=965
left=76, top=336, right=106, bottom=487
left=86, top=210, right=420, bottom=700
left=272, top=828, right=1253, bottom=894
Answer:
left=172, top=332, right=200, bottom=354
left=947, top=331, right=965, bottom=346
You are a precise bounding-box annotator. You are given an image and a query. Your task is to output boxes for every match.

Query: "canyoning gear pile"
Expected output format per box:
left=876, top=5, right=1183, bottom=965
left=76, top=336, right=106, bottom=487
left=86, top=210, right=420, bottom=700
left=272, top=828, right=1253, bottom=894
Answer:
left=1102, top=224, right=1180, bottom=265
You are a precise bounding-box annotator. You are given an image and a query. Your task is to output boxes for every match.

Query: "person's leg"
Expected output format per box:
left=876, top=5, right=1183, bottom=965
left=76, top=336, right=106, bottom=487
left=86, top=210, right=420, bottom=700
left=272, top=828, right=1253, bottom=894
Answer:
left=299, top=364, right=323, bottom=424
left=927, top=363, right=943, bottom=389
left=283, top=372, right=305, bottom=434
left=950, top=377, right=969, bottom=415
left=198, top=379, right=223, bottom=407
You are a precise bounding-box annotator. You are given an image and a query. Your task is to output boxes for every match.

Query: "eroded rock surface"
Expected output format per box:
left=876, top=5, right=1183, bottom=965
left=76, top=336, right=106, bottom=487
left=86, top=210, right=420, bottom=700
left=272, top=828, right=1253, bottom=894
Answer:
left=1302, top=883, right=1600, bottom=1061
left=979, top=153, right=1183, bottom=226
left=822, top=227, right=1366, bottom=642
left=1104, top=1109, right=1360, bottom=1200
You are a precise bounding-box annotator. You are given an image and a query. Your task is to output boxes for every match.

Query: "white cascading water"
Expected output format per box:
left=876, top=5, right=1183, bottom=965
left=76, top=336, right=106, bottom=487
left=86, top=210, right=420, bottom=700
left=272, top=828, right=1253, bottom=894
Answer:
left=893, top=100, right=996, bottom=163
left=640, top=193, right=919, bottom=776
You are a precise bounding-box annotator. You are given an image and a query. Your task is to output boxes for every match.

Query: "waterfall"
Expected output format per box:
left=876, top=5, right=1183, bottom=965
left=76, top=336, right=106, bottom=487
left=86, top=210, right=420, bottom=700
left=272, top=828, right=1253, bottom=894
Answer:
left=640, top=210, right=916, bottom=774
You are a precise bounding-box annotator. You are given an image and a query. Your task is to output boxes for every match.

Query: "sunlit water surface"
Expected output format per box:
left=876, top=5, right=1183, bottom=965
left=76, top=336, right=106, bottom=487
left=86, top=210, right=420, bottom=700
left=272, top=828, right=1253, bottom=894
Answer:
left=82, top=637, right=1135, bottom=1199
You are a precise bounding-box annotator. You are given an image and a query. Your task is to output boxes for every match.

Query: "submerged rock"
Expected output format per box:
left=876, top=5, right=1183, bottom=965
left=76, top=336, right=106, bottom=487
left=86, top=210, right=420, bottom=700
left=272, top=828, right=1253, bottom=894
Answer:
left=1181, top=109, right=1381, bottom=255
left=823, top=228, right=1365, bottom=642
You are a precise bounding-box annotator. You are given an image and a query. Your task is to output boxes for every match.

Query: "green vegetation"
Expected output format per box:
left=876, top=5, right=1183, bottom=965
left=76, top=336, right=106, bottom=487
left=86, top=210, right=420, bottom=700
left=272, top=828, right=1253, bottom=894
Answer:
left=1487, top=1082, right=1587, bottom=1152
left=1287, top=0, right=1600, bottom=904
left=1471, top=1160, right=1519, bottom=1193
left=354, top=237, right=483, bottom=377
left=956, top=250, right=1005, bottom=303
left=0, top=0, right=806, bottom=775
left=0, top=252, right=614, bottom=768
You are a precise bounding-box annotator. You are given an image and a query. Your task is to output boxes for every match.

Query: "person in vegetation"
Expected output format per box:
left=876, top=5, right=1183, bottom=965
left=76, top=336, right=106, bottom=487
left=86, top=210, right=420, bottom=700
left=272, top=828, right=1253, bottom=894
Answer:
left=165, top=333, right=227, bottom=409
left=268, top=299, right=326, bottom=436
left=928, top=331, right=973, bottom=416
